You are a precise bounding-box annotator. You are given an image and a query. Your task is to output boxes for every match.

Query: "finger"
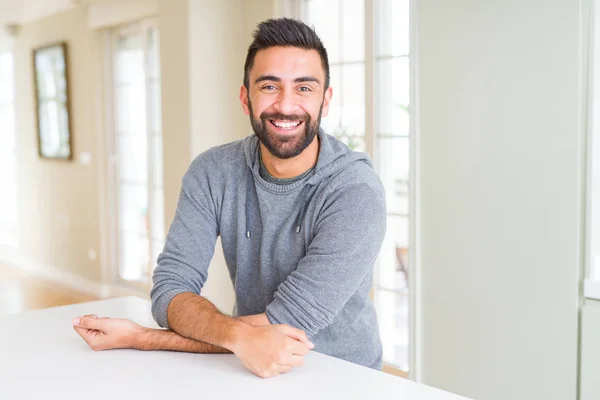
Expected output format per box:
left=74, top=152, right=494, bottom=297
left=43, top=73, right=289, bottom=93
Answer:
left=83, top=314, right=98, bottom=319
left=73, top=315, right=105, bottom=331
left=279, top=325, right=314, bottom=349
left=73, top=326, right=105, bottom=350
left=286, top=355, right=304, bottom=368
left=277, top=364, right=293, bottom=374
left=73, top=326, right=95, bottom=343
left=289, top=339, right=310, bottom=356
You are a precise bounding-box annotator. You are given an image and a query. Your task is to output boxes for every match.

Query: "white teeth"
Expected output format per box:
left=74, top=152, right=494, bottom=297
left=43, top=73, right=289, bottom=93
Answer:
left=272, top=120, right=301, bottom=129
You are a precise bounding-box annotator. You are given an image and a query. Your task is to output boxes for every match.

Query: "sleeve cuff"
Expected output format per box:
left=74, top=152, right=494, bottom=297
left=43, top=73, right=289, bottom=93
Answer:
left=151, top=288, right=192, bottom=329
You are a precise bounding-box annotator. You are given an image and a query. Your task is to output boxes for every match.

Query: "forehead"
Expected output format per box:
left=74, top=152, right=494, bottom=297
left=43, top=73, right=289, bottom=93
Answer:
left=250, top=46, right=324, bottom=81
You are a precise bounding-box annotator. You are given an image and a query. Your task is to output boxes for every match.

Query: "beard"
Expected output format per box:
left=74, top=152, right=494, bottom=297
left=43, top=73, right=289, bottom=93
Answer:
left=248, top=98, right=323, bottom=160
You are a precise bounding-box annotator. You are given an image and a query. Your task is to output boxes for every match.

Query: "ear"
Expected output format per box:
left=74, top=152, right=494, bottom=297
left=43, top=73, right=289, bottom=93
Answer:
left=320, top=85, right=333, bottom=118
left=240, top=85, right=250, bottom=115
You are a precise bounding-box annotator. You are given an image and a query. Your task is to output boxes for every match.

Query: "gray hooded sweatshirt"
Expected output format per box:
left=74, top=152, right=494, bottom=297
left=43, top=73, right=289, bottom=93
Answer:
left=150, top=129, right=386, bottom=369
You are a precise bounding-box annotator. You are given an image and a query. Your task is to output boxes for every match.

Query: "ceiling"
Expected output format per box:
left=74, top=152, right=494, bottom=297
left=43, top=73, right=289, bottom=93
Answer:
left=0, top=0, right=77, bottom=31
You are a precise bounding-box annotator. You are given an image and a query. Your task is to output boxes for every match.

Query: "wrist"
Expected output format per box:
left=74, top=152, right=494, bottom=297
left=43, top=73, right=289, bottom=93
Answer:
left=228, top=321, right=251, bottom=354
left=133, top=327, right=153, bottom=351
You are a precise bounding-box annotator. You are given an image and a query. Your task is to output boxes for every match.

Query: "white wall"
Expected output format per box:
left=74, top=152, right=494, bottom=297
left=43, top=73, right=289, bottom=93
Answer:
left=581, top=300, right=600, bottom=400
left=591, top=0, right=600, bottom=277
left=416, top=1, right=582, bottom=399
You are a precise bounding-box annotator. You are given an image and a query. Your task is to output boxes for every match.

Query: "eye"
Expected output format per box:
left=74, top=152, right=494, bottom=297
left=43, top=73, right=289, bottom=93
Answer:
left=261, top=84, right=277, bottom=91
left=298, top=86, right=312, bottom=92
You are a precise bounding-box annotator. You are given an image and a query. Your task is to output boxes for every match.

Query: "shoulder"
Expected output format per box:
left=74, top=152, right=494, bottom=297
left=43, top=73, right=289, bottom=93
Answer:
left=326, top=159, right=385, bottom=201
left=183, top=138, right=248, bottom=186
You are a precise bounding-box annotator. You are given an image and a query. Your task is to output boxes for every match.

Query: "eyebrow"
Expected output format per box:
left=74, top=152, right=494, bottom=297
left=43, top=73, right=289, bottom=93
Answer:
left=255, top=75, right=320, bottom=85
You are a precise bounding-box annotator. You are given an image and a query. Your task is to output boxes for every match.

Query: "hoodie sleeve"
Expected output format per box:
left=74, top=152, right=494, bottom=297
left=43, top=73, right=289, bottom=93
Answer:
left=265, top=180, right=386, bottom=337
left=150, top=156, right=219, bottom=329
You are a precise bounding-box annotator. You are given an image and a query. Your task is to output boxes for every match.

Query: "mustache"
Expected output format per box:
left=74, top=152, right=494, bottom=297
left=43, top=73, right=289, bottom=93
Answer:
left=259, top=111, right=309, bottom=121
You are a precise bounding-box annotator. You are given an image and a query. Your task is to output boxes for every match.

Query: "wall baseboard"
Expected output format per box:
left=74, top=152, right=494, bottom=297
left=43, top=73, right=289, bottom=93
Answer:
left=0, top=248, right=148, bottom=300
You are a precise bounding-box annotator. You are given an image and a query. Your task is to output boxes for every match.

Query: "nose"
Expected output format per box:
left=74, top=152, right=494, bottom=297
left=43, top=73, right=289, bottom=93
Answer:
left=273, top=86, right=298, bottom=116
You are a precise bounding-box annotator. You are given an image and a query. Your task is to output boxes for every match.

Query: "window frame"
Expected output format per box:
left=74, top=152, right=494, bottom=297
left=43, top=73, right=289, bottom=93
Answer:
left=104, top=18, right=164, bottom=293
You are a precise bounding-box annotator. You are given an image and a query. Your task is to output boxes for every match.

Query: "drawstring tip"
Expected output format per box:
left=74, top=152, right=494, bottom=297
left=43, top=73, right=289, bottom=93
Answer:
left=246, top=231, right=251, bottom=238
left=295, top=226, right=301, bottom=233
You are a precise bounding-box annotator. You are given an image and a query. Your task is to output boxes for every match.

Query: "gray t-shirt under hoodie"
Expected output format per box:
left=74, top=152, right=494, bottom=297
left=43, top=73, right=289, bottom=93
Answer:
left=150, top=129, right=386, bottom=369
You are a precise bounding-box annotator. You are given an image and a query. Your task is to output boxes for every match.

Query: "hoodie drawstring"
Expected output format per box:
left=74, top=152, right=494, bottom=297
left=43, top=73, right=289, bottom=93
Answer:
left=293, top=185, right=312, bottom=234
left=245, top=168, right=255, bottom=238
left=245, top=167, right=313, bottom=238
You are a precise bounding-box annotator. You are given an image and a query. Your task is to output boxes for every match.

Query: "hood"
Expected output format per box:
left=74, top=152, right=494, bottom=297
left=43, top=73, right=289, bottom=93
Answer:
left=241, top=128, right=374, bottom=238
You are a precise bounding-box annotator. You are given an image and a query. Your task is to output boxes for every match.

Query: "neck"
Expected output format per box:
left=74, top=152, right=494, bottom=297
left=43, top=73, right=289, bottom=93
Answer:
left=260, top=136, right=319, bottom=179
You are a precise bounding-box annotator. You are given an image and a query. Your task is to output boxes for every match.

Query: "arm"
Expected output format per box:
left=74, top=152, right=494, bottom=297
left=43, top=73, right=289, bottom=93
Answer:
left=72, top=315, right=230, bottom=353
left=72, top=312, right=271, bottom=353
left=265, top=182, right=386, bottom=337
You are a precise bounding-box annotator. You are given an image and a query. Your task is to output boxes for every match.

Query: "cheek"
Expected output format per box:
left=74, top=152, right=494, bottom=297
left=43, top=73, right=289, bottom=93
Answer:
left=251, top=97, right=274, bottom=117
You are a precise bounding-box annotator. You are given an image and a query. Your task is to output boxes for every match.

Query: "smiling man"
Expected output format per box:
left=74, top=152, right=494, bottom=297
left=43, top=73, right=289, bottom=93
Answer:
left=72, top=18, right=386, bottom=379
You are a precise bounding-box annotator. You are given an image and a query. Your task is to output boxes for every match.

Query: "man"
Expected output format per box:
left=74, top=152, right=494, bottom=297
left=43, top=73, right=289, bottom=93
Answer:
left=72, top=18, right=386, bottom=379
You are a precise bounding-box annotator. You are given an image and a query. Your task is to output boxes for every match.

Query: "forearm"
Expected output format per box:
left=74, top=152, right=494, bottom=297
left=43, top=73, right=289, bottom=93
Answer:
left=167, top=292, right=247, bottom=352
left=137, top=328, right=231, bottom=354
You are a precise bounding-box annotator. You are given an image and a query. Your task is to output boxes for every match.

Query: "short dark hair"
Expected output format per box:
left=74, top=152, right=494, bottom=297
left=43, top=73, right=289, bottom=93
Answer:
left=243, top=18, right=330, bottom=91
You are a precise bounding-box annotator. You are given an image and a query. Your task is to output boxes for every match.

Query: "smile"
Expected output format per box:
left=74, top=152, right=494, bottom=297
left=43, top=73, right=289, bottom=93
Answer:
left=269, top=120, right=303, bottom=130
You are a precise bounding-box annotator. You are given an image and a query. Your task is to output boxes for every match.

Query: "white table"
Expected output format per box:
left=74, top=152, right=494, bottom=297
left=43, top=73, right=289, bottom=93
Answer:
left=0, top=297, right=470, bottom=400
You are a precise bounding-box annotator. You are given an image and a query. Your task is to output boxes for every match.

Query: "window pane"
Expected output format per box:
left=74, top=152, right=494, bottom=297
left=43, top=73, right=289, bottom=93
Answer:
left=0, top=52, right=17, bottom=248
left=34, top=48, right=67, bottom=102
left=115, top=33, right=144, bottom=85
left=377, top=136, right=409, bottom=215
left=117, top=135, right=148, bottom=184
left=0, top=53, right=14, bottom=103
left=330, top=133, right=365, bottom=152
left=0, top=105, right=15, bottom=150
left=148, top=80, right=162, bottom=134
left=38, top=101, right=71, bottom=158
left=146, top=27, right=160, bottom=80
left=151, top=239, right=164, bottom=273
left=377, top=57, right=409, bottom=134
left=322, top=64, right=366, bottom=138
left=320, top=64, right=342, bottom=134
left=119, top=231, right=149, bottom=282
left=115, top=85, right=147, bottom=133
left=376, top=288, right=409, bottom=370
left=305, top=0, right=340, bottom=63
left=377, top=0, right=410, bottom=57
left=118, top=183, right=148, bottom=235
left=378, top=215, right=409, bottom=289
left=151, top=188, right=165, bottom=240
left=152, top=136, right=164, bottom=187
left=340, top=63, right=365, bottom=135
left=376, top=214, right=409, bottom=369
left=341, top=0, right=364, bottom=62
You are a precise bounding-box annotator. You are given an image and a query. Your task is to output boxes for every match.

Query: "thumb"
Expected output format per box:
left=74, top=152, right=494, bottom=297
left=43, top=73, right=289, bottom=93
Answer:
left=73, top=315, right=104, bottom=331
left=280, top=325, right=314, bottom=349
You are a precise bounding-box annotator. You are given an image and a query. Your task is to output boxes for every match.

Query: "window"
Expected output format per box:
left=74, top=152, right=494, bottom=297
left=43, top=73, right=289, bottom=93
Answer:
left=299, top=0, right=412, bottom=372
left=108, top=21, right=164, bottom=289
left=0, top=51, right=18, bottom=248
left=304, top=0, right=366, bottom=151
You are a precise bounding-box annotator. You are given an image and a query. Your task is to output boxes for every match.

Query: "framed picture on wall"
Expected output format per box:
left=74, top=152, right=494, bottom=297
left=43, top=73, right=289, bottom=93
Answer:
left=33, top=42, right=73, bottom=160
